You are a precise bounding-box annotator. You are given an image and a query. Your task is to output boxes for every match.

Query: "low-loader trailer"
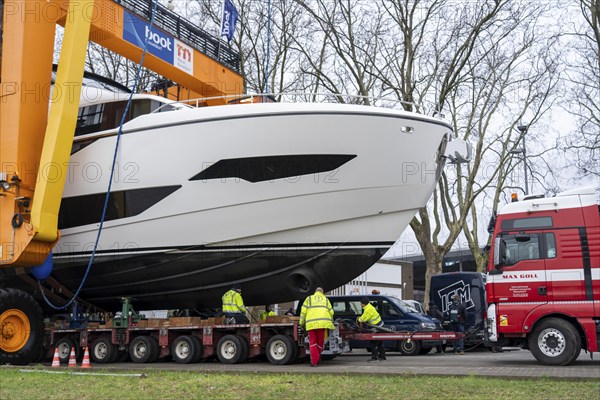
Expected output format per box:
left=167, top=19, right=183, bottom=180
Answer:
left=42, top=312, right=462, bottom=366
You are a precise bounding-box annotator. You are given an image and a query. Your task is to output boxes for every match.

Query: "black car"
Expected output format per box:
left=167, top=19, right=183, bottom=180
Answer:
left=327, top=294, right=443, bottom=355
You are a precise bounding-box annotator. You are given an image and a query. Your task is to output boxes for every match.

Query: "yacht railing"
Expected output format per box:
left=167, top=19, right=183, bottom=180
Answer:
left=152, top=92, right=435, bottom=115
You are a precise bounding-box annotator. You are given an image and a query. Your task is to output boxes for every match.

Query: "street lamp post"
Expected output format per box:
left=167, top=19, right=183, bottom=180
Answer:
left=510, top=125, right=529, bottom=196
left=517, top=125, right=529, bottom=195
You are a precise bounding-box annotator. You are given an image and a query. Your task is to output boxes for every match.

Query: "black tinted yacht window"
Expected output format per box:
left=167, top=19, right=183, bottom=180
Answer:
left=58, top=186, right=181, bottom=229
left=190, top=154, right=357, bottom=183
left=75, top=99, right=171, bottom=136
left=75, top=101, right=126, bottom=136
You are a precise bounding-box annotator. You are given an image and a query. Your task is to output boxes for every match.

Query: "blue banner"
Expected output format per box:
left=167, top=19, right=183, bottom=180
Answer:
left=123, top=10, right=174, bottom=64
left=220, top=0, right=238, bottom=42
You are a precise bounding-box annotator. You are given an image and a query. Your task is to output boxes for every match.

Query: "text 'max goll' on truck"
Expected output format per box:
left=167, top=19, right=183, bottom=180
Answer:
left=429, top=272, right=487, bottom=348
left=485, top=186, right=599, bottom=365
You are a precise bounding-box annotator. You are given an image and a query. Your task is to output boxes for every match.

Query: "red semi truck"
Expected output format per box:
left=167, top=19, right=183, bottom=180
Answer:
left=485, top=186, right=599, bottom=365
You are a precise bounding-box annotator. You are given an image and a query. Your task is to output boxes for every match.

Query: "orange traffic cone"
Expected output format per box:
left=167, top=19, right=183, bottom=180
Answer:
left=51, top=348, right=60, bottom=368
left=81, top=346, right=91, bottom=369
left=68, top=347, right=77, bottom=368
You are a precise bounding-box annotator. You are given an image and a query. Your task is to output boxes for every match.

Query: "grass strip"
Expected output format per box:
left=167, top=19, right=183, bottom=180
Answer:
left=1, top=368, right=598, bottom=400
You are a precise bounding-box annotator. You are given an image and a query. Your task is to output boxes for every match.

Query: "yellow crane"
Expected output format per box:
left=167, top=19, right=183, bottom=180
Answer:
left=0, top=0, right=243, bottom=364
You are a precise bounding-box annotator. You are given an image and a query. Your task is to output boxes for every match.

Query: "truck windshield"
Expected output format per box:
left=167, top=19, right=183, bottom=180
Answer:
left=500, top=234, right=541, bottom=265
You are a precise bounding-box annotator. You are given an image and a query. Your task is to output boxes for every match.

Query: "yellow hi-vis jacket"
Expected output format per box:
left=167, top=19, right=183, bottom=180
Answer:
left=358, top=303, right=382, bottom=325
left=259, top=310, right=276, bottom=320
left=300, top=292, right=335, bottom=331
left=222, top=290, right=247, bottom=314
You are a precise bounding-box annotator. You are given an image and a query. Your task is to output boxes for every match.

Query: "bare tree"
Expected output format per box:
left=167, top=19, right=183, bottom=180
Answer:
left=294, top=0, right=388, bottom=104
left=560, top=0, right=600, bottom=179
left=193, top=0, right=306, bottom=97
left=373, top=0, right=559, bottom=301
left=84, top=42, right=160, bottom=93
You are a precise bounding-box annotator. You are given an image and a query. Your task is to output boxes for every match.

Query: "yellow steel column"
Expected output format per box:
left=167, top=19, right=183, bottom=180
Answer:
left=31, top=0, right=94, bottom=242
left=0, top=0, right=56, bottom=266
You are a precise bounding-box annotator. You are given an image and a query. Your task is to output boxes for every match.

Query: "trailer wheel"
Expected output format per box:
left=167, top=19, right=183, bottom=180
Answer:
left=0, top=288, right=44, bottom=365
left=55, top=337, right=79, bottom=365
left=398, top=339, right=421, bottom=356
left=171, top=335, right=201, bottom=364
left=129, top=336, right=159, bottom=363
left=265, top=335, right=297, bottom=365
left=528, top=318, right=581, bottom=366
left=91, top=337, right=117, bottom=364
left=189, top=336, right=203, bottom=363
left=216, top=334, right=248, bottom=364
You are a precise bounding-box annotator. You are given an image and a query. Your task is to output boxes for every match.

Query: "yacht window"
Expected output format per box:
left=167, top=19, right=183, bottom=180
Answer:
left=190, top=154, right=357, bottom=183
left=76, top=104, right=105, bottom=136
left=75, top=99, right=171, bottom=136
left=58, top=185, right=181, bottom=229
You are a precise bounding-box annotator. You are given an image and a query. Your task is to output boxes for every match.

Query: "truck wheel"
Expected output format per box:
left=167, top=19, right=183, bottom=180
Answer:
left=398, top=339, right=421, bottom=356
left=0, top=288, right=44, bottom=365
left=129, top=336, right=159, bottom=363
left=216, top=334, right=248, bottom=364
left=171, top=335, right=201, bottom=364
left=265, top=335, right=297, bottom=365
left=55, top=337, right=79, bottom=365
left=528, top=318, right=581, bottom=366
left=91, top=337, right=117, bottom=363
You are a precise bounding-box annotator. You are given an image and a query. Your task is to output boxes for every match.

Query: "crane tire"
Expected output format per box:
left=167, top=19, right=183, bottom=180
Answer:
left=0, top=289, right=44, bottom=365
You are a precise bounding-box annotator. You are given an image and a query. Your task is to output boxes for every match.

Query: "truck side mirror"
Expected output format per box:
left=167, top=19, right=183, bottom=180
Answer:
left=492, top=237, right=505, bottom=274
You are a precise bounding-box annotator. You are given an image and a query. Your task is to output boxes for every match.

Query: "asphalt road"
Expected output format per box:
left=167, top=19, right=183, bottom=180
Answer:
left=64, top=348, right=600, bottom=380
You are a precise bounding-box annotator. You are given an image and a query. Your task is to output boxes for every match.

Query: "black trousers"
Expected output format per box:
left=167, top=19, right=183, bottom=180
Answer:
left=224, top=313, right=249, bottom=324
left=369, top=322, right=386, bottom=359
left=370, top=340, right=386, bottom=359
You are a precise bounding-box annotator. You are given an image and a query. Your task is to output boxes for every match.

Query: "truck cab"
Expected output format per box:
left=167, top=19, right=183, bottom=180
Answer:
left=486, top=186, right=600, bottom=365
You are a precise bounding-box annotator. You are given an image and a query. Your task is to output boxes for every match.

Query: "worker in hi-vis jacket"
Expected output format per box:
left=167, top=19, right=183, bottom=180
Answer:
left=221, top=284, right=249, bottom=324
left=299, top=287, right=335, bottom=367
left=358, top=297, right=386, bottom=361
left=259, top=304, right=276, bottom=321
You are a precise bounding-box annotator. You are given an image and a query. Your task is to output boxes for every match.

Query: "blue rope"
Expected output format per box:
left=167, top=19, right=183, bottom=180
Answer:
left=40, top=0, right=160, bottom=310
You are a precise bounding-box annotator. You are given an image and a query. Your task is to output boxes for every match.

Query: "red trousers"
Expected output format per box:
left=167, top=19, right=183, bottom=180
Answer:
left=308, top=329, right=326, bottom=366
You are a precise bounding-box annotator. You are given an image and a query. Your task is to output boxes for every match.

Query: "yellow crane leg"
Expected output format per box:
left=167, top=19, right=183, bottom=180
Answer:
left=0, top=0, right=56, bottom=267
left=0, top=0, right=93, bottom=267
left=31, top=0, right=94, bottom=243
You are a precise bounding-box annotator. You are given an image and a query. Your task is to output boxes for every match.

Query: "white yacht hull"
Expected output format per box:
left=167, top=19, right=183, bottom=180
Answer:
left=9, top=102, right=453, bottom=310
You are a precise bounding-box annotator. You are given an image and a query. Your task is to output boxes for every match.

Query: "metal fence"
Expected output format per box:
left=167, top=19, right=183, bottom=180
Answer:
left=117, top=0, right=240, bottom=72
